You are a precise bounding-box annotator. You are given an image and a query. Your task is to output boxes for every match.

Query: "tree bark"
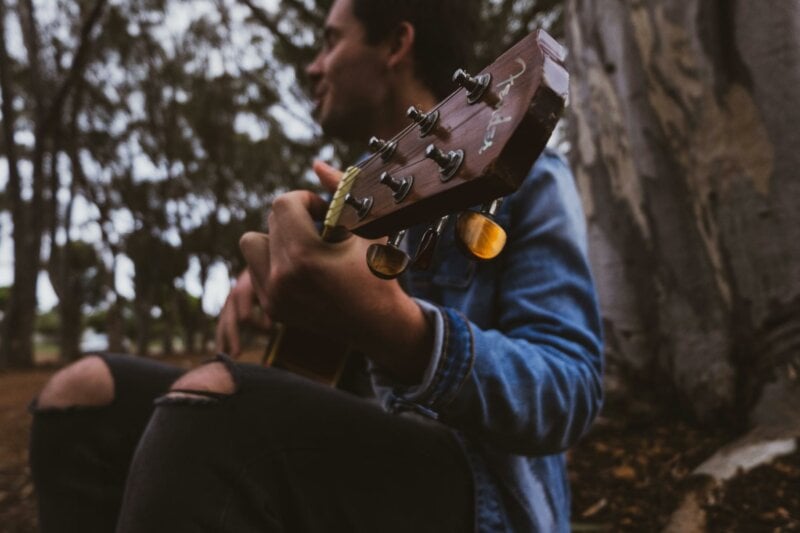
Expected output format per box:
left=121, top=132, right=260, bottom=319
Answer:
left=53, top=90, right=85, bottom=362
left=134, top=298, right=152, bottom=357
left=566, top=0, right=800, bottom=422
left=106, top=299, right=125, bottom=354
left=0, top=0, right=35, bottom=368
left=0, top=0, right=108, bottom=367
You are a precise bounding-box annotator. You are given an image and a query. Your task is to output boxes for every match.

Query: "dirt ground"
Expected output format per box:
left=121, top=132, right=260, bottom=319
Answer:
left=0, top=367, right=49, bottom=532
left=0, top=358, right=797, bottom=532
left=568, top=395, right=799, bottom=532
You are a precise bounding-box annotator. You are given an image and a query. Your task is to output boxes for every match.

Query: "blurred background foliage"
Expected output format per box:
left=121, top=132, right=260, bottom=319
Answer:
left=0, top=0, right=562, bottom=366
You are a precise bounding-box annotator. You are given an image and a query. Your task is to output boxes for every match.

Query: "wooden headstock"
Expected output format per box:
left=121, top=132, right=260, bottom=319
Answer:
left=323, top=29, right=568, bottom=269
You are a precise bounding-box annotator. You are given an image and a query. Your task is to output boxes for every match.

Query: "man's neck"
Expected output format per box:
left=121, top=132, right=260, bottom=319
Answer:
left=371, top=82, right=438, bottom=141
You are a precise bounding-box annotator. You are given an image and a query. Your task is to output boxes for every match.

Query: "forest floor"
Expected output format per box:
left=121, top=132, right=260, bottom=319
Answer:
left=0, top=355, right=798, bottom=532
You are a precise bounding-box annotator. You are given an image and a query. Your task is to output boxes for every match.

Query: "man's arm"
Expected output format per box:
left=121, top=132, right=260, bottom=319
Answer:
left=370, top=152, right=604, bottom=455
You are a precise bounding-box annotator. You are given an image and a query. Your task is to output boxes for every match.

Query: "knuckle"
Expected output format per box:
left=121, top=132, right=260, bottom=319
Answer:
left=238, top=231, right=260, bottom=249
left=271, top=193, right=293, bottom=213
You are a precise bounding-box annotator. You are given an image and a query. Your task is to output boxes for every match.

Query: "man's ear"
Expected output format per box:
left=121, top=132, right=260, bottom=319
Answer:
left=386, top=21, right=415, bottom=69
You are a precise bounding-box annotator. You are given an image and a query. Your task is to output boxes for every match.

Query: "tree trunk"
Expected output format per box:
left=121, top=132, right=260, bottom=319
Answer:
left=134, top=298, right=151, bottom=357
left=1, top=252, right=38, bottom=368
left=59, top=294, right=82, bottom=361
left=0, top=2, right=38, bottom=368
left=566, top=0, right=800, bottom=423
left=199, top=260, right=212, bottom=353
left=106, top=299, right=125, bottom=353
left=0, top=0, right=107, bottom=368
left=160, top=301, right=175, bottom=356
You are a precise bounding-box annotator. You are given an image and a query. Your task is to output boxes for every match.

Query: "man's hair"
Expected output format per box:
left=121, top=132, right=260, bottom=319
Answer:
left=351, top=0, right=477, bottom=100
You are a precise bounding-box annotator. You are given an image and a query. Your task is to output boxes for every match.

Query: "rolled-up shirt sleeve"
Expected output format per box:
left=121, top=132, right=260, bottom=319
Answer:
left=369, top=299, right=446, bottom=417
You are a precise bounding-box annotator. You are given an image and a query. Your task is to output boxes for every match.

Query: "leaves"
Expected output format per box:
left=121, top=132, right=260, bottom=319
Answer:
left=0, top=0, right=566, bottom=360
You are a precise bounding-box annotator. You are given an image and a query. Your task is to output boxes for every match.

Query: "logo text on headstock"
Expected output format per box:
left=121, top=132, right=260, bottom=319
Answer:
left=479, top=58, right=527, bottom=155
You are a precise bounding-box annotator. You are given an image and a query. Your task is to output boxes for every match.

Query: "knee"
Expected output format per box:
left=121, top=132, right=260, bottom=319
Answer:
left=166, top=361, right=236, bottom=400
left=36, top=355, right=114, bottom=409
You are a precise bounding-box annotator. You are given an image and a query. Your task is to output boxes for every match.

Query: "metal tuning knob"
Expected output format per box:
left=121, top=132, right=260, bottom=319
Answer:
left=455, top=199, right=507, bottom=261
left=344, top=193, right=373, bottom=220
left=425, top=144, right=464, bottom=181
left=407, top=105, right=439, bottom=137
left=412, top=216, right=449, bottom=271
left=368, top=136, right=398, bottom=162
left=452, top=69, right=492, bottom=104
left=379, top=172, right=413, bottom=202
left=366, top=230, right=410, bottom=279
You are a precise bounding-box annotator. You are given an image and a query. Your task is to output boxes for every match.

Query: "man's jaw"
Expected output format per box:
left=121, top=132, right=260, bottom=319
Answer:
left=310, top=85, right=328, bottom=117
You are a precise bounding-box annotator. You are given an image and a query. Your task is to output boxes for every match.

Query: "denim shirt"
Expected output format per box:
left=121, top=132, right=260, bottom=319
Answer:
left=370, top=149, right=604, bottom=532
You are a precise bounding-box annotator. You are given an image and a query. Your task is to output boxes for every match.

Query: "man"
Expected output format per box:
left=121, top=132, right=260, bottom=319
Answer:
left=29, top=0, right=603, bottom=531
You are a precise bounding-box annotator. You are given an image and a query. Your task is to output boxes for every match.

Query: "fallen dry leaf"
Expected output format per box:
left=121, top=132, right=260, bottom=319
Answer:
left=611, top=465, right=637, bottom=481
left=581, top=498, right=608, bottom=518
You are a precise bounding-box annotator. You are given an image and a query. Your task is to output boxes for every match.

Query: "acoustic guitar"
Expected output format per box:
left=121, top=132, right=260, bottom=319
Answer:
left=262, top=29, right=569, bottom=386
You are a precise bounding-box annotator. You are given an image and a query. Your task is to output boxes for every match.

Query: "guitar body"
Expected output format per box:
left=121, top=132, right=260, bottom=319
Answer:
left=261, top=29, right=568, bottom=386
left=263, top=324, right=350, bottom=386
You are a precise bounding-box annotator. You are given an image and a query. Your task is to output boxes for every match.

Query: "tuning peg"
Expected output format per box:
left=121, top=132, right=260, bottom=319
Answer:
left=368, top=136, right=398, bottom=162
left=366, top=230, right=410, bottom=279
left=379, top=172, right=413, bottom=202
left=456, top=199, right=507, bottom=260
left=452, top=69, right=493, bottom=105
left=344, top=193, right=373, bottom=220
left=412, top=216, right=449, bottom=271
left=425, top=144, right=464, bottom=181
left=407, top=106, right=439, bottom=137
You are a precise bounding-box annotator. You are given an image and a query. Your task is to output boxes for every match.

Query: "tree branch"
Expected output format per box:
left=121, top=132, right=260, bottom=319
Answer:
left=45, top=0, right=109, bottom=131
left=236, top=0, right=305, bottom=57
left=0, top=0, right=23, bottom=213
left=281, top=0, right=325, bottom=27
left=18, top=0, right=45, bottom=119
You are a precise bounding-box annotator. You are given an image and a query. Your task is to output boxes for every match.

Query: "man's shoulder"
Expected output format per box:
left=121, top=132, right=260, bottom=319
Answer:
left=514, top=147, right=575, bottom=197
left=509, top=147, right=586, bottom=238
left=530, top=147, right=571, bottom=178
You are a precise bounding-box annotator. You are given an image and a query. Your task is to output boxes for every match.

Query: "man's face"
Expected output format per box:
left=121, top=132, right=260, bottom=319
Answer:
left=306, top=0, right=391, bottom=141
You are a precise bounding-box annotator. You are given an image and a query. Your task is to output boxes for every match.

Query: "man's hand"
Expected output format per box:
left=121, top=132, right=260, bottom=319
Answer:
left=214, top=270, right=272, bottom=357
left=239, top=161, right=434, bottom=384
left=214, top=161, right=342, bottom=357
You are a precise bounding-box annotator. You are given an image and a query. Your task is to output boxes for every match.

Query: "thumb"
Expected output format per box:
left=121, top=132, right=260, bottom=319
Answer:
left=313, top=160, right=343, bottom=194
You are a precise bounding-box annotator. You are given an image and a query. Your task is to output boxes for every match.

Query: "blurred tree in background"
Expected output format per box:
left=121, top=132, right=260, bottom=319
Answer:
left=0, top=0, right=561, bottom=367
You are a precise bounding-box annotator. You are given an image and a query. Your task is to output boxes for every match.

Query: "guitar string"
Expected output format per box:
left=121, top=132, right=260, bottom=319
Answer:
left=351, top=87, right=464, bottom=171
left=359, top=97, right=496, bottom=177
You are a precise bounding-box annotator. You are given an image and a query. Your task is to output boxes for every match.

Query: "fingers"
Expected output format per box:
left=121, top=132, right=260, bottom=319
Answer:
left=218, top=170, right=341, bottom=356
left=231, top=270, right=254, bottom=320
left=215, top=297, right=241, bottom=357
left=312, top=160, right=343, bottom=194
left=269, top=190, right=329, bottom=231
left=215, top=264, right=272, bottom=358
left=239, top=232, right=271, bottom=309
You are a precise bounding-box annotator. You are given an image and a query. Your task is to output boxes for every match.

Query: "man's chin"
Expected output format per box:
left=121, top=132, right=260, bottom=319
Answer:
left=319, top=116, right=360, bottom=143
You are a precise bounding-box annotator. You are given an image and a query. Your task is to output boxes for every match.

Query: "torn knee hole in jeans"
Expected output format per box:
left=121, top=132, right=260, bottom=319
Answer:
left=159, top=357, right=239, bottom=405
left=157, top=388, right=233, bottom=406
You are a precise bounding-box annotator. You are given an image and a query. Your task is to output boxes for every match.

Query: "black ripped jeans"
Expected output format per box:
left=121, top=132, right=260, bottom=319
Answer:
left=29, top=354, right=473, bottom=532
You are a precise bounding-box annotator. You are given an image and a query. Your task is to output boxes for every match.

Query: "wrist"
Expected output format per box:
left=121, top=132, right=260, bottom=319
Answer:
left=358, top=293, right=434, bottom=384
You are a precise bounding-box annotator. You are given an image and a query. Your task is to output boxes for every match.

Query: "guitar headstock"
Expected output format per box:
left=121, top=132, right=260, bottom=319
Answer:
left=323, top=29, right=568, bottom=276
